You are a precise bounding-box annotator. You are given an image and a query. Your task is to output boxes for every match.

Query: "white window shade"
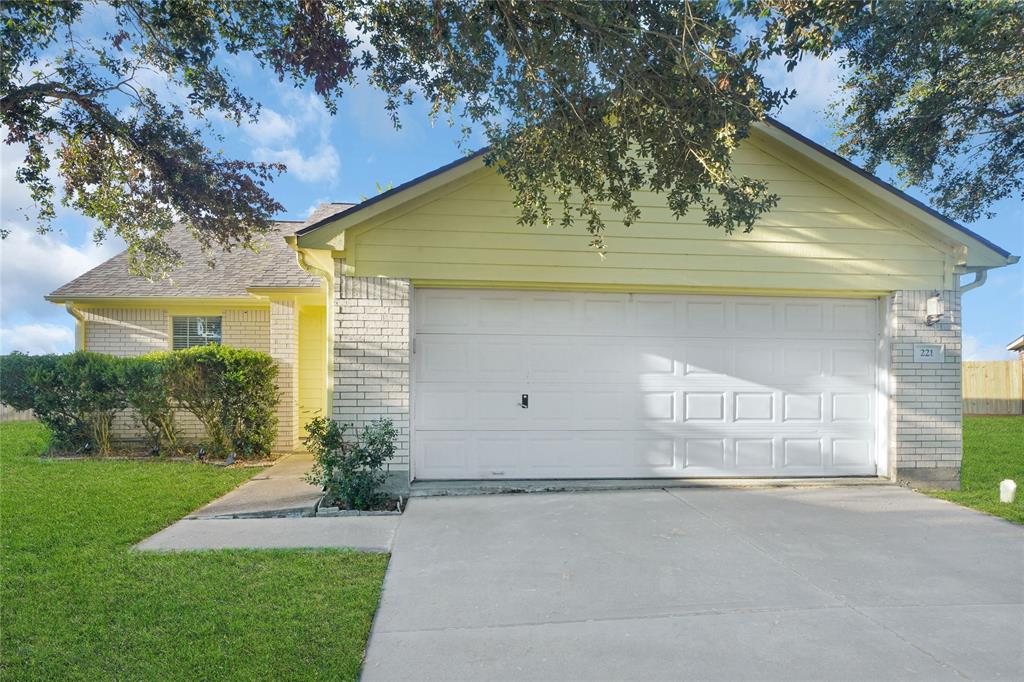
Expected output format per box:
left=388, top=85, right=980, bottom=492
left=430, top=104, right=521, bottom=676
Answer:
left=172, top=316, right=222, bottom=350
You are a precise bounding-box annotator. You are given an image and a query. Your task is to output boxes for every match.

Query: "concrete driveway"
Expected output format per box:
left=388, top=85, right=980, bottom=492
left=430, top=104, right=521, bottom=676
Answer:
left=363, top=486, right=1024, bottom=681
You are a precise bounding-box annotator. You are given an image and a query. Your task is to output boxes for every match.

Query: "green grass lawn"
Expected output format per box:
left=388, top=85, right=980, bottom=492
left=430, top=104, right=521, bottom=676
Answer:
left=926, top=415, right=1024, bottom=524
left=1, top=422, right=388, bottom=681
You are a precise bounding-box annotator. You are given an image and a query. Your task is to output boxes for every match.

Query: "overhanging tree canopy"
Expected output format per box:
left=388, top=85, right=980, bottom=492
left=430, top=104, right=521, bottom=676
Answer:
left=2, top=0, right=1020, bottom=275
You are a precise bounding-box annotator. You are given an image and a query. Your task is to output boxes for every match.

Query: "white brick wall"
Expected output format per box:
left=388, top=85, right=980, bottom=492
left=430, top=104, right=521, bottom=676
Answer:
left=84, top=308, right=167, bottom=356
left=222, top=308, right=270, bottom=353
left=888, top=288, right=963, bottom=489
left=82, top=306, right=281, bottom=448
left=333, top=259, right=411, bottom=472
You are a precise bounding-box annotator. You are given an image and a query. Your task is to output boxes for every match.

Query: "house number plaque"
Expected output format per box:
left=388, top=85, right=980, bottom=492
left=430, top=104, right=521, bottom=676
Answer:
left=913, top=343, right=944, bottom=363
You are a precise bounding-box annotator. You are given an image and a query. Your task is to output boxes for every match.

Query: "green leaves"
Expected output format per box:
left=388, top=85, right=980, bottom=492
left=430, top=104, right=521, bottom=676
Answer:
left=358, top=0, right=789, bottom=248
left=2, top=0, right=793, bottom=268
left=303, top=416, right=395, bottom=511
left=6, top=0, right=1014, bottom=264
left=8, top=347, right=279, bottom=458
left=757, top=0, right=1023, bottom=221
left=163, top=345, right=279, bottom=458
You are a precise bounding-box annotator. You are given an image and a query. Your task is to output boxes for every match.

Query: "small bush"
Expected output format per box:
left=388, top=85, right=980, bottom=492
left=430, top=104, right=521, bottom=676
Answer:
left=164, top=345, right=278, bottom=458
left=27, top=352, right=127, bottom=454
left=304, top=416, right=396, bottom=510
left=0, top=351, right=38, bottom=411
left=121, top=353, right=178, bottom=455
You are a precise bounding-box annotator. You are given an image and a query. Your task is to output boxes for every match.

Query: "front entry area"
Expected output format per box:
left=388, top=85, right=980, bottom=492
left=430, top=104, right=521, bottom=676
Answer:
left=412, top=289, right=882, bottom=480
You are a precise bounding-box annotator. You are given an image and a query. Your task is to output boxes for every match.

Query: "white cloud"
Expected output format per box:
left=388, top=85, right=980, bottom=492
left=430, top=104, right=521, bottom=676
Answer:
left=242, top=107, right=297, bottom=145
left=963, top=335, right=1017, bottom=361
left=0, top=225, right=123, bottom=318
left=0, top=323, right=74, bottom=354
left=254, top=144, right=340, bottom=182
left=1, top=133, right=125, bottom=336
left=246, top=93, right=342, bottom=184
left=760, top=52, right=847, bottom=140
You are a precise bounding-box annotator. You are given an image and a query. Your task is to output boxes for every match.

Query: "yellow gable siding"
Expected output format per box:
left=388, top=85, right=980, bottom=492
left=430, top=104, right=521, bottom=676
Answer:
left=346, top=139, right=950, bottom=293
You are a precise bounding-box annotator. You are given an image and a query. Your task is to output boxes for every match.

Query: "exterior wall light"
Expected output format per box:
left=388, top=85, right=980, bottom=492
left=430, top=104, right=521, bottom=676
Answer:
left=925, top=293, right=944, bottom=326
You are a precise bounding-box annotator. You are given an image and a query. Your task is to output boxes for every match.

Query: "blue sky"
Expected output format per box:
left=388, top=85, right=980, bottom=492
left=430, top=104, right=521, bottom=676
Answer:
left=1, top=49, right=1021, bottom=357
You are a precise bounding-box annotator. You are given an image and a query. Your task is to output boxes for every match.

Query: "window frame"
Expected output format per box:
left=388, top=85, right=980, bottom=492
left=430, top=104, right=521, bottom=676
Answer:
left=171, top=315, right=223, bottom=350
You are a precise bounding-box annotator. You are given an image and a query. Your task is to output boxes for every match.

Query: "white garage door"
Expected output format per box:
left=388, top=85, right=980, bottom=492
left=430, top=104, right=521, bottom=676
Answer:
left=412, top=290, right=880, bottom=480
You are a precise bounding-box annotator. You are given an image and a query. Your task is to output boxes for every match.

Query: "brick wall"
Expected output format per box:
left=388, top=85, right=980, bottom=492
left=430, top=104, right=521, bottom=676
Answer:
left=888, top=288, right=963, bottom=489
left=222, top=308, right=270, bottom=353
left=83, top=306, right=278, bottom=447
left=333, top=259, right=411, bottom=474
left=84, top=308, right=167, bottom=356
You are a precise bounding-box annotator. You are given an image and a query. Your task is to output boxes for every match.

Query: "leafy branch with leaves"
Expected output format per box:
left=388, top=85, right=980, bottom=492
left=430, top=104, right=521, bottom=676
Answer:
left=3, top=0, right=1020, bottom=274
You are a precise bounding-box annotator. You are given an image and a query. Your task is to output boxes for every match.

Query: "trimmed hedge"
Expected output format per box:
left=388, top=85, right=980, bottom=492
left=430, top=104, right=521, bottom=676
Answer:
left=0, top=346, right=279, bottom=458
left=0, top=350, right=38, bottom=411
left=163, top=345, right=278, bottom=458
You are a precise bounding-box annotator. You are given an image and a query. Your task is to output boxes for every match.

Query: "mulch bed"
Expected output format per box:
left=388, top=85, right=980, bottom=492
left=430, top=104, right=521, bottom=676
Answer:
left=319, top=496, right=404, bottom=514
left=39, top=448, right=281, bottom=468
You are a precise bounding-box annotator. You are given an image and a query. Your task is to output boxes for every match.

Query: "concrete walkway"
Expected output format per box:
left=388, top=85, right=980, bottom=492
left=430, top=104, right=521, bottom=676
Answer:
left=135, top=516, right=398, bottom=552
left=187, top=452, right=322, bottom=519
left=363, top=487, right=1024, bottom=681
left=135, top=452, right=400, bottom=552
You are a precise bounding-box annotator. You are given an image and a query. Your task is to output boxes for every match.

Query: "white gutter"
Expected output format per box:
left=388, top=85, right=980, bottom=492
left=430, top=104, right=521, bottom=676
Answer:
left=960, top=255, right=1020, bottom=293
left=65, top=302, right=86, bottom=350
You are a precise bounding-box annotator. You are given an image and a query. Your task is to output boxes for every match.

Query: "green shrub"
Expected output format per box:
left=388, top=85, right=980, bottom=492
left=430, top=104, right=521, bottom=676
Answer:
left=121, top=353, right=178, bottom=455
left=164, top=345, right=278, bottom=458
left=303, top=416, right=396, bottom=510
left=0, top=351, right=38, bottom=411
left=27, top=352, right=127, bottom=454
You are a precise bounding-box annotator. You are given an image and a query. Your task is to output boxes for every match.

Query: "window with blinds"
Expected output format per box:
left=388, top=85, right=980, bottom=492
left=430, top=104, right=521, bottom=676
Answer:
left=172, top=316, right=222, bottom=350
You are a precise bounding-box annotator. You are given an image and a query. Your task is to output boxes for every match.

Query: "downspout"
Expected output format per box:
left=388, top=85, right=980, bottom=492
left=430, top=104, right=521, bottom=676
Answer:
left=287, top=240, right=334, bottom=424
left=959, top=268, right=987, bottom=293
left=65, top=302, right=86, bottom=350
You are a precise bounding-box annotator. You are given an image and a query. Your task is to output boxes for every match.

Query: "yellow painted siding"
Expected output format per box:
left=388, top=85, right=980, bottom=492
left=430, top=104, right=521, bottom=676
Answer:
left=298, top=306, right=326, bottom=432
left=346, top=139, right=950, bottom=292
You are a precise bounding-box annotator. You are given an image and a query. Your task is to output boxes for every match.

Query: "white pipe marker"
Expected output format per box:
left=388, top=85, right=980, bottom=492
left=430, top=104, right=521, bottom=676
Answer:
left=999, top=479, right=1017, bottom=504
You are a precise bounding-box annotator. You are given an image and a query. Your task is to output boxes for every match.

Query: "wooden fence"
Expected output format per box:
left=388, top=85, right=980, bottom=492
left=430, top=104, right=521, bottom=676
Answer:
left=963, top=360, right=1024, bottom=415
left=0, top=404, right=35, bottom=422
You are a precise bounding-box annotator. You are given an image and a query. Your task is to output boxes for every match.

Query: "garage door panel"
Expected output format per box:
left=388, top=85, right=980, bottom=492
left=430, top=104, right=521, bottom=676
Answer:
left=684, top=344, right=731, bottom=375
left=682, top=392, right=727, bottom=422
left=735, top=301, right=776, bottom=332
left=832, top=393, right=873, bottom=422
left=782, top=393, right=824, bottom=422
left=413, top=289, right=879, bottom=479
left=684, top=300, right=728, bottom=331
left=635, top=297, right=676, bottom=334
left=734, top=392, right=775, bottom=422
left=783, top=438, right=824, bottom=467
left=735, top=438, right=774, bottom=468
left=413, top=430, right=876, bottom=479
left=417, top=384, right=874, bottom=432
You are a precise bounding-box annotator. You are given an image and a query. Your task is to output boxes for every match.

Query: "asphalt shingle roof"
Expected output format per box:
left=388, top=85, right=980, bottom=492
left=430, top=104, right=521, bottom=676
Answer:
left=49, top=204, right=353, bottom=299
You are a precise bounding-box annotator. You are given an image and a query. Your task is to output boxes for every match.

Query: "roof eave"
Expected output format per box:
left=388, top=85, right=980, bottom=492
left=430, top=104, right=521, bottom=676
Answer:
left=294, top=148, right=491, bottom=249
left=45, top=294, right=274, bottom=306
left=758, top=118, right=1016, bottom=268
left=294, top=118, right=1015, bottom=268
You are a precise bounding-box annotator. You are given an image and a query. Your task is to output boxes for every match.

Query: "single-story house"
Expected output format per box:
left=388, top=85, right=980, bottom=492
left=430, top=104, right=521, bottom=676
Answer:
left=48, top=119, right=1018, bottom=490
left=1009, top=335, right=1024, bottom=359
